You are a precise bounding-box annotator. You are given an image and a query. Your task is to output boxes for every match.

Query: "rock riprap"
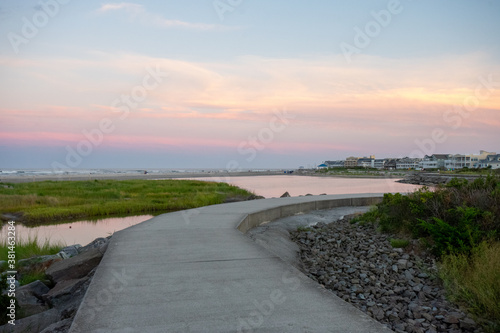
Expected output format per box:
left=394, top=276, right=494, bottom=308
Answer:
left=290, top=218, right=480, bottom=333
left=0, top=237, right=110, bottom=333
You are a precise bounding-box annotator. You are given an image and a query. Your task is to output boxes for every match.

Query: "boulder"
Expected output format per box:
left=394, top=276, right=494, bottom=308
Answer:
left=46, top=245, right=106, bottom=283
left=16, top=280, right=49, bottom=299
left=78, top=238, right=108, bottom=254
left=58, top=245, right=81, bottom=259
left=43, top=276, right=89, bottom=307
left=17, top=255, right=62, bottom=272
left=0, top=308, right=59, bottom=333
left=460, top=317, right=476, bottom=331
left=246, top=194, right=265, bottom=200
left=39, top=318, right=73, bottom=333
left=16, top=280, right=50, bottom=317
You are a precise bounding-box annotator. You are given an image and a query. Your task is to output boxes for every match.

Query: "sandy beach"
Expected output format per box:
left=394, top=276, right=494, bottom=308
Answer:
left=0, top=169, right=414, bottom=184
left=0, top=170, right=288, bottom=183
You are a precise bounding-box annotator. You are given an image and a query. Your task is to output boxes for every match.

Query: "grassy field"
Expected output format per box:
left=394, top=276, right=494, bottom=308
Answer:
left=0, top=179, right=253, bottom=225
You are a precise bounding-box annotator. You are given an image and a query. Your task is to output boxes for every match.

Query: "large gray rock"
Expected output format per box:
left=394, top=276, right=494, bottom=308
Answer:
left=39, top=318, right=73, bottom=333
left=77, top=238, right=108, bottom=254
left=46, top=245, right=106, bottom=283
left=58, top=245, right=81, bottom=259
left=43, top=277, right=89, bottom=307
left=16, top=280, right=50, bottom=317
left=17, top=280, right=49, bottom=299
left=0, top=308, right=59, bottom=333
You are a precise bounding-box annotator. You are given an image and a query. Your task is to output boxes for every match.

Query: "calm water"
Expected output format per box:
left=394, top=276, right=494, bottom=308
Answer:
left=2, top=175, right=420, bottom=246
left=184, top=175, right=422, bottom=198
left=1, top=215, right=153, bottom=247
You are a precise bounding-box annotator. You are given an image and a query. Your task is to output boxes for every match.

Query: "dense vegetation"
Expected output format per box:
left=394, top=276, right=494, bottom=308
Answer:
left=0, top=179, right=253, bottom=225
left=354, top=175, right=500, bottom=331
left=441, top=167, right=500, bottom=175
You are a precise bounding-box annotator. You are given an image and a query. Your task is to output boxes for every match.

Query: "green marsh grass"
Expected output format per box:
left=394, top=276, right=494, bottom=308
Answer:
left=0, top=179, right=253, bottom=225
left=439, top=241, right=500, bottom=331
left=390, top=238, right=410, bottom=248
left=0, top=236, right=64, bottom=262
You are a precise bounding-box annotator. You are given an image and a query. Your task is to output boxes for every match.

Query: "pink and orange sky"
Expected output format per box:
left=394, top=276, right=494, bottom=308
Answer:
left=1, top=1, right=499, bottom=169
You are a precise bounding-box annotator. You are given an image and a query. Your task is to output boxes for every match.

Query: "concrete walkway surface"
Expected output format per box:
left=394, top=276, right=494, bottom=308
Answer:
left=69, top=194, right=393, bottom=333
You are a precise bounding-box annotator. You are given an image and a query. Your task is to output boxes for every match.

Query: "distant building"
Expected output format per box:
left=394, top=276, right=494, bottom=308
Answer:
left=444, top=154, right=470, bottom=169
left=325, top=160, right=345, bottom=168
left=396, top=157, right=421, bottom=169
left=318, top=150, right=498, bottom=172
left=420, top=154, right=450, bottom=169
left=482, top=154, right=500, bottom=169
left=384, top=159, right=397, bottom=170
left=374, top=159, right=386, bottom=169
left=357, top=157, right=375, bottom=168
left=469, top=150, right=497, bottom=168
left=344, top=156, right=360, bottom=168
left=444, top=151, right=497, bottom=169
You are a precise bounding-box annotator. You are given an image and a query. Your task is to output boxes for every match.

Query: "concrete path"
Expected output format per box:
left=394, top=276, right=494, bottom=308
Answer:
left=70, top=194, right=393, bottom=333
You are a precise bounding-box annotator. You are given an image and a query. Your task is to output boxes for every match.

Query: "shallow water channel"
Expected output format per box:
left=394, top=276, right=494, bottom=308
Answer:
left=0, top=215, right=153, bottom=247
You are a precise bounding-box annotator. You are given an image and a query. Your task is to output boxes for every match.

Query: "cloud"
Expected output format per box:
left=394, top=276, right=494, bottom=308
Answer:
left=97, top=2, right=235, bottom=31
left=1, top=51, right=499, bottom=159
left=98, top=3, right=142, bottom=13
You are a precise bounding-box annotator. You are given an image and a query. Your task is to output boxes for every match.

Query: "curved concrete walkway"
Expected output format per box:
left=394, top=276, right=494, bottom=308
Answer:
left=70, top=194, right=393, bottom=333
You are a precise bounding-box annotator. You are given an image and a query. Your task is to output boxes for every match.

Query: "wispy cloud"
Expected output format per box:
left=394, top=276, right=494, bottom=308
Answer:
left=98, top=3, right=141, bottom=13
left=2, top=51, right=499, bottom=157
left=97, top=2, right=236, bottom=31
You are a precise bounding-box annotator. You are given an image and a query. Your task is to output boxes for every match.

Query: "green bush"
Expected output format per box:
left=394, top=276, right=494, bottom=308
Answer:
left=418, top=206, right=484, bottom=256
left=357, top=175, right=500, bottom=256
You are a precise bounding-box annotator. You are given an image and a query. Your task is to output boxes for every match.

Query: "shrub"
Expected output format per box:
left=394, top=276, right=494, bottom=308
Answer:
left=418, top=206, right=485, bottom=256
left=359, top=175, right=500, bottom=256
